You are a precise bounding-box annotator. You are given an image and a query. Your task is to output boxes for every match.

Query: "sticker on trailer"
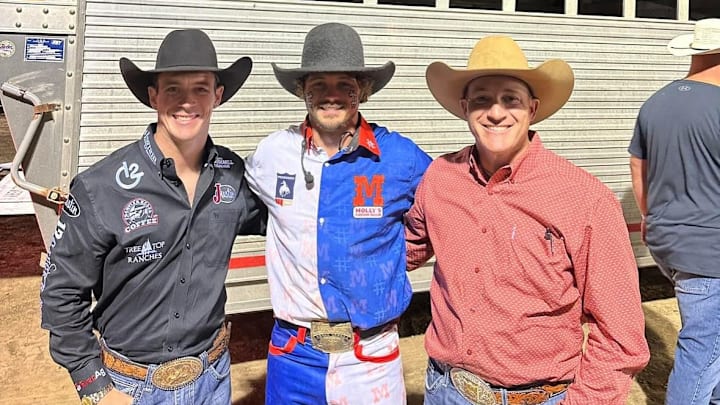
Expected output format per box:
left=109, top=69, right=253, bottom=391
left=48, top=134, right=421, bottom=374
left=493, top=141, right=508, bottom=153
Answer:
left=0, top=40, right=15, bottom=58
left=24, top=37, right=65, bottom=62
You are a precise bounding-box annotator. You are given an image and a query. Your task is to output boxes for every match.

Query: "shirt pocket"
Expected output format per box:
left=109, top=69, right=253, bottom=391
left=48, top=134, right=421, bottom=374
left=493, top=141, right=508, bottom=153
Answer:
left=207, top=209, right=240, bottom=268
left=509, top=224, right=576, bottom=311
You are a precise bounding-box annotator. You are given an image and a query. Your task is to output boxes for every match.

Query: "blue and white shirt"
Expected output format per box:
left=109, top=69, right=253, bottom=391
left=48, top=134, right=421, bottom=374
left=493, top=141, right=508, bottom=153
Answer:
left=246, top=116, right=431, bottom=329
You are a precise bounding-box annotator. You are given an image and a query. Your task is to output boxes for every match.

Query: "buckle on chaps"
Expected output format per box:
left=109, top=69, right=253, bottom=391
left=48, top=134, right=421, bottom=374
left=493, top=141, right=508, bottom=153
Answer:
left=150, top=357, right=204, bottom=390
left=310, top=320, right=354, bottom=353
left=450, top=368, right=497, bottom=405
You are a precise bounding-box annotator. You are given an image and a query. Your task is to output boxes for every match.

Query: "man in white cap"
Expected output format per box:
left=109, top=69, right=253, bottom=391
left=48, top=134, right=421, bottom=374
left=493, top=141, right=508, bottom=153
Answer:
left=40, top=29, right=267, bottom=404
left=630, top=18, right=720, bottom=405
left=244, top=22, right=431, bottom=404
left=405, top=36, right=649, bottom=404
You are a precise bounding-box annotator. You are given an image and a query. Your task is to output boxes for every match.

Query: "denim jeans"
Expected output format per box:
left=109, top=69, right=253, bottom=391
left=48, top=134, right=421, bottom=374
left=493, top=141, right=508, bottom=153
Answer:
left=659, top=266, right=720, bottom=405
left=423, top=359, right=566, bottom=405
left=106, top=349, right=231, bottom=405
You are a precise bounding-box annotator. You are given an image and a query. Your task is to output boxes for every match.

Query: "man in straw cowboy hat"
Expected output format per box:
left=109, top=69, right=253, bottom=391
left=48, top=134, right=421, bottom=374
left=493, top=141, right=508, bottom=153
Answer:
left=630, top=18, right=720, bottom=404
left=244, top=22, right=431, bottom=404
left=405, top=36, right=649, bottom=404
left=40, top=29, right=267, bottom=405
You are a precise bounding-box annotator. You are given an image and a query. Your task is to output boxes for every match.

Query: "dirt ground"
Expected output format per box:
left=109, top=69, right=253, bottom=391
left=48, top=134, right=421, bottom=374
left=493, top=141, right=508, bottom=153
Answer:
left=0, top=113, right=680, bottom=404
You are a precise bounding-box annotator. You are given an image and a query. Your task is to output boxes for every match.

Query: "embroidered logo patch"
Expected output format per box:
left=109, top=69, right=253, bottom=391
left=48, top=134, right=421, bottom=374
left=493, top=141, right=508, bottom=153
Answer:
left=125, top=238, right=165, bottom=263
left=143, top=129, right=158, bottom=165
left=213, top=157, right=234, bottom=169
left=275, top=173, right=296, bottom=206
left=115, top=161, right=144, bottom=190
left=122, top=198, right=159, bottom=233
left=213, top=183, right=237, bottom=204
left=352, top=175, right=384, bottom=218
left=62, top=193, right=80, bottom=217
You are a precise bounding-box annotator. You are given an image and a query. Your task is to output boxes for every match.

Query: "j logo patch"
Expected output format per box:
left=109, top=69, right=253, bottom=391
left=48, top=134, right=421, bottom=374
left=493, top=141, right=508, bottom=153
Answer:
left=115, top=161, right=144, bottom=190
left=275, top=173, right=296, bottom=206
left=213, top=183, right=237, bottom=204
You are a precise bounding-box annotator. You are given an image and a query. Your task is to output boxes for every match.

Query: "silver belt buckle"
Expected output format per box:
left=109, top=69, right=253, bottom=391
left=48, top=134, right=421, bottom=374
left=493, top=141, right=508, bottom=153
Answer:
left=310, top=320, right=354, bottom=353
left=151, top=357, right=203, bottom=390
left=450, top=368, right=497, bottom=405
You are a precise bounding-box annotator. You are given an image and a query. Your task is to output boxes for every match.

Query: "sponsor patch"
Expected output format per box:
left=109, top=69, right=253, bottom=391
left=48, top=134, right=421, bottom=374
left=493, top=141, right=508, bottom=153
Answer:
left=115, top=161, right=144, bottom=190
left=143, top=129, right=158, bottom=165
left=213, top=157, right=234, bottom=169
left=40, top=256, right=57, bottom=293
left=75, top=369, right=106, bottom=392
left=122, top=198, right=159, bottom=233
left=213, top=183, right=237, bottom=204
left=125, top=238, right=165, bottom=264
left=62, top=193, right=80, bottom=217
left=274, top=173, right=296, bottom=206
left=352, top=175, right=384, bottom=218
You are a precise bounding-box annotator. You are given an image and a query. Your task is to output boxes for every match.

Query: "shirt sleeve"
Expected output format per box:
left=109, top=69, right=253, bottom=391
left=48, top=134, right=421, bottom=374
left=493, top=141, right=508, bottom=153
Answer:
left=40, top=177, right=114, bottom=398
left=237, top=158, right=268, bottom=236
left=405, top=170, right=434, bottom=271
left=628, top=107, right=647, bottom=159
left=563, top=192, right=650, bottom=404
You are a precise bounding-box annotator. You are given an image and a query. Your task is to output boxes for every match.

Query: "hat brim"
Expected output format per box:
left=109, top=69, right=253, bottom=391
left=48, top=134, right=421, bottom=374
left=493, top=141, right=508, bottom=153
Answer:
left=119, top=57, right=252, bottom=108
left=668, top=33, right=720, bottom=56
left=425, top=59, right=574, bottom=124
left=271, top=61, right=395, bottom=97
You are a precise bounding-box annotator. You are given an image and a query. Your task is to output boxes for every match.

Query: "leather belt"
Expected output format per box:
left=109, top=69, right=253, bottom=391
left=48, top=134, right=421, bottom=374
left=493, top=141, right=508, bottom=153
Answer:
left=277, top=319, right=393, bottom=353
left=101, top=324, right=230, bottom=390
left=433, top=358, right=569, bottom=405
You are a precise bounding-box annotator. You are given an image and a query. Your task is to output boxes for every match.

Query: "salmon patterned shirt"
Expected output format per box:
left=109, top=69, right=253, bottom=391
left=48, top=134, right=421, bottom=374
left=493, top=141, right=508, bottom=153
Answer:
left=405, top=133, right=649, bottom=405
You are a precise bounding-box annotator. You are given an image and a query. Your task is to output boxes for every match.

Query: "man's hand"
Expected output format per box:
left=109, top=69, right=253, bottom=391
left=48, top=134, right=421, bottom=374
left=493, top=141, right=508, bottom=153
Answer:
left=97, top=388, right=133, bottom=405
left=640, top=216, right=647, bottom=245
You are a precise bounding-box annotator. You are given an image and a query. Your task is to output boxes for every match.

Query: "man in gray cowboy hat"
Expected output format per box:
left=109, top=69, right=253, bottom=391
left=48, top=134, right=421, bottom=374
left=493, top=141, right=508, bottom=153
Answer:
left=40, top=29, right=267, bottom=405
left=630, top=18, right=720, bottom=405
left=405, top=36, right=649, bottom=404
left=244, top=22, right=431, bottom=404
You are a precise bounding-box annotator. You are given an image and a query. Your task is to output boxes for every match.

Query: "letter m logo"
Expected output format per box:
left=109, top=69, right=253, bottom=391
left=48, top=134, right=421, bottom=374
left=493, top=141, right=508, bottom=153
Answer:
left=353, top=175, right=384, bottom=207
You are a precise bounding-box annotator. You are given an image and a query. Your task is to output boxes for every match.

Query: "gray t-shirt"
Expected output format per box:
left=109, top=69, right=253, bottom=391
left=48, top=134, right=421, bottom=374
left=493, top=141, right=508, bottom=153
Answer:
left=629, top=79, right=720, bottom=277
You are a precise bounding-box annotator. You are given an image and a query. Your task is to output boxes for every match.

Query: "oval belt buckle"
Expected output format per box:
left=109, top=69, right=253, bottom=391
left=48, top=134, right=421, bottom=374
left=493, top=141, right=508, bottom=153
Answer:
left=450, top=368, right=497, bottom=405
left=151, top=357, right=203, bottom=390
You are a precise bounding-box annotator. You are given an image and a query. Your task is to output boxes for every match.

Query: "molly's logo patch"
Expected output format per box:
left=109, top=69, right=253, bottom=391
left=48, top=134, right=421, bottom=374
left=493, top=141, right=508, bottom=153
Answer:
left=122, top=198, right=159, bottom=233
left=352, top=175, right=384, bottom=218
left=274, top=173, right=296, bottom=206
left=213, top=183, right=237, bottom=204
left=62, top=193, right=80, bottom=217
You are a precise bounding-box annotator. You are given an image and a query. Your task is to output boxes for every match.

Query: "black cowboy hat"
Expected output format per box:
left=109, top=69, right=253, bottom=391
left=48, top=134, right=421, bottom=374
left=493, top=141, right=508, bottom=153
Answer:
left=119, top=29, right=252, bottom=108
left=271, top=23, right=395, bottom=97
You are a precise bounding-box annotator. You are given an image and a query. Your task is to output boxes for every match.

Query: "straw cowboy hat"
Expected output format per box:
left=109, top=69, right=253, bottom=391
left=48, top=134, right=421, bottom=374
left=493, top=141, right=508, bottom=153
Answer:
left=272, top=23, right=395, bottom=97
left=668, top=18, right=720, bottom=56
left=119, top=29, right=252, bottom=108
left=426, top=36, right=574, bottom=124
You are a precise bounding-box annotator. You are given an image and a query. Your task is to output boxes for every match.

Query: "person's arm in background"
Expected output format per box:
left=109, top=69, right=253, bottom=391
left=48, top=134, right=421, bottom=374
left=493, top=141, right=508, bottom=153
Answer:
left=630, top=156, right=648, bottom=244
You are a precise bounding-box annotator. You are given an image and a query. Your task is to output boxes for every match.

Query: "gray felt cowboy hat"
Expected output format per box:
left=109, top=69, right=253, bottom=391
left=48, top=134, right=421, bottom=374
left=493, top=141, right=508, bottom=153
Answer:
left=668, top=18, right=720, bottom=56
left=119, top=29, right=252, bottom=108
left=271, top=23, right=395, bottom=97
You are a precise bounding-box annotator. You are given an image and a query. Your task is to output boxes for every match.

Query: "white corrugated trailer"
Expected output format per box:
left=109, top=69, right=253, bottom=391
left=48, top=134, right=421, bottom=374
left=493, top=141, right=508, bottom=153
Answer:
left=1, top=0, right=691, bottom=313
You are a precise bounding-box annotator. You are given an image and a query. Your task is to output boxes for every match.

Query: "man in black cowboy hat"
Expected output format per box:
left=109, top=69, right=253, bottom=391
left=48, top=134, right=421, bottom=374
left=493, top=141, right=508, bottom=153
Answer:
left=244, top=23, right=431, bottom=404
left=40, top=29, right=266, bottom=405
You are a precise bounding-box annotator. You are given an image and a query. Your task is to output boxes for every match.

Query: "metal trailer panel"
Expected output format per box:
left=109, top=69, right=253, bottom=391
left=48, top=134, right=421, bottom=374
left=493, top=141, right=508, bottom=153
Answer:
left=3, top=0, right=692, bottom=312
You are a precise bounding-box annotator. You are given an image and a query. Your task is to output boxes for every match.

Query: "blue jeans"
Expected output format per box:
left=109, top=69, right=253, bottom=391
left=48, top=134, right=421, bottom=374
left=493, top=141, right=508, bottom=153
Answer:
left=659, top=266, right=720, bottom=405
left=423, top=359, right=566, bottom=405
left=107, top=349, right=231, bottom=405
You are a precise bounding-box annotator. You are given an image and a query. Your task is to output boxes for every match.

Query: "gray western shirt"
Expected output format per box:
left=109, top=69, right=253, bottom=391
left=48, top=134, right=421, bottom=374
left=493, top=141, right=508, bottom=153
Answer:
left=40, top=124, right=267, bottom=398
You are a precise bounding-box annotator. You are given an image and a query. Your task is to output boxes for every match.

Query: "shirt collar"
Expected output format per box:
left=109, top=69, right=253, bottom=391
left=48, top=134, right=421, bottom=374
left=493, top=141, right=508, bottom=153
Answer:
left=140, top=123, right=219, bottom=171
left=468, top=131, right=543, bottom=184
left=300, top=113, right=381, bottom=157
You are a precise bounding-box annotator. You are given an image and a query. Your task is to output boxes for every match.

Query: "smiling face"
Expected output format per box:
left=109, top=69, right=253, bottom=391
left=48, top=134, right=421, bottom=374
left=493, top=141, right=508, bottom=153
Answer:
left=148, top=71, right=224, bottom=149
left=461, top=75, right=539, bottom=173
left=302, top=73, right=361, bottom=136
